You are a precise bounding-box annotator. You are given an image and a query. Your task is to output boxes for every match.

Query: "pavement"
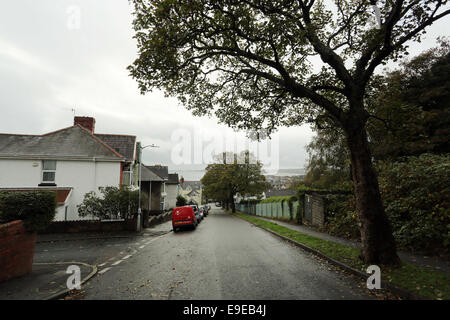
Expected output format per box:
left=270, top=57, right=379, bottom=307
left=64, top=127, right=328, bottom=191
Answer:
left=0, top=221, right=172, bottom=300
left=238, top=213, right=450, bottom=273
left=0, top=262, right=95, bottom=300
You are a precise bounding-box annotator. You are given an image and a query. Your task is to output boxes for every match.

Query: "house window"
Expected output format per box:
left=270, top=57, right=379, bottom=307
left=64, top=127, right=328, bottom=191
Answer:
left=122, top=171, right=132, bottom=186
left=42, top=160, right=56, bottom=183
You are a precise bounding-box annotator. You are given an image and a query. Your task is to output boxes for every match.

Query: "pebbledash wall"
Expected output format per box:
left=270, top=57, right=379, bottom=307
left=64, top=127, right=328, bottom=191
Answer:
left=0, top=158, right=121, bottom=221
left=164, top=183, right=179, bottom=210
left=0, top=220, right=36, bottom=282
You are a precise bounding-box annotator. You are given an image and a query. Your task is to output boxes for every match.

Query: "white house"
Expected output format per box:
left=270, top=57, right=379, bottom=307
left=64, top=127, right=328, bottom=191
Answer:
left=0, top=117, right=137, bottom=221
left=142, top=165, right=180, bottom=211
left=164, top=173, right=180, bottom=210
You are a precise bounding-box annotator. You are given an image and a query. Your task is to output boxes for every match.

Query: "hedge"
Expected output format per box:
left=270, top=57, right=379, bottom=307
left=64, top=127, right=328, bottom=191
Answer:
left=0, top=191, right=57, bottom=232
left=318, top=153, right=450, bottom=252
left=260, top=196, right=297, bottom=203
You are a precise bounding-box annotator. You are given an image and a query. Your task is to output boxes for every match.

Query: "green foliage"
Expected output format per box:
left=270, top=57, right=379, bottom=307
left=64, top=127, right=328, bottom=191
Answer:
left=304, top=129, right=352, bottom=190
left=368, top=42, right=450, bottom=159
left=304, top=43, right=450, bottom=190
left=0, top=191, right=57, bottom=232
left=176, top=195, right=187, bottom=207
left=301, top=45, right=450, bottom=251
left=321, top=154, right=450, bottom=251
left=128, top=0, right=447, bottom=136
left=378, top=153, right=450, bottom=251
left=201, top=151, right=269, bottom=211
left=260, top=196, right=297, bottom=203
left=323, top=194, right=360, bottom=240
left=77, top=186, right=144, bottom=220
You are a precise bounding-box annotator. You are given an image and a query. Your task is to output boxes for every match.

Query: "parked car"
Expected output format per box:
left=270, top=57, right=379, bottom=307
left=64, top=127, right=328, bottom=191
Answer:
left=190, top=205, right=202, bottom=222
left=172, top=206, right=198, bottom=232
left=200, top=206, right=208, bottom=217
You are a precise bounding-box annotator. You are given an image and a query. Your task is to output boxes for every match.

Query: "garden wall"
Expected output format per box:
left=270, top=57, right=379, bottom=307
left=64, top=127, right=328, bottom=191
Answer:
left=0, top=220, right=36, bottom=282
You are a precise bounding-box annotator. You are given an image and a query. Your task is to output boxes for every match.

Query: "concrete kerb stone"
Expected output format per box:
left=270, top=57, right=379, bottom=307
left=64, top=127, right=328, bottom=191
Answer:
left=232, top=213, right=426, bottom=300
left=34, top=261, right=97, bottom=300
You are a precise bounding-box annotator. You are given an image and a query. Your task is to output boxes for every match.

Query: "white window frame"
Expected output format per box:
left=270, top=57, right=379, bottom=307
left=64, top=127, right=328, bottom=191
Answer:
left=42, top=160, right=57, bottom=183
left=122, top=170, right=132, bottom=186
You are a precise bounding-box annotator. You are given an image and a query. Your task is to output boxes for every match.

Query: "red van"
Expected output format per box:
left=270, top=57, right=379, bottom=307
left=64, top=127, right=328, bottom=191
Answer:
left=172, top=206, right=198, bottom=232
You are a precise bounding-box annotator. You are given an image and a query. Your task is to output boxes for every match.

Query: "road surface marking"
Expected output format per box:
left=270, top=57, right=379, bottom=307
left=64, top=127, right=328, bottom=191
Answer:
left=98, top=263, right=107, bottom=267
left=98, top=267, right=111, bottom=274
left=139, top=245, right=145, bottom=249
left=122, top=255, right=132, bottom=260
left=112, top=260, right=123, bottom=266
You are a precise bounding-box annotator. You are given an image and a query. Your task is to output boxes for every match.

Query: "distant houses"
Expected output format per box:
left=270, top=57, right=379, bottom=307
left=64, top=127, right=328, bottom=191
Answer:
left=179, top=180, right=202, bottom=205
left=141, top=165, right=180, bottom=211
left=0, top=116, right=182, bottom=221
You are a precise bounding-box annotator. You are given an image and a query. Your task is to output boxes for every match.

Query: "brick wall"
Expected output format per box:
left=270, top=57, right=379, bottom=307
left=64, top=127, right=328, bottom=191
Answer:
left=0, top=220, right=36, bottom=283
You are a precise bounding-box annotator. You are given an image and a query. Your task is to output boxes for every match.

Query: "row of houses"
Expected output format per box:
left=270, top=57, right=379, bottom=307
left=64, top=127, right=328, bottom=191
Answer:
left=0, top=116, right=202, bottom=221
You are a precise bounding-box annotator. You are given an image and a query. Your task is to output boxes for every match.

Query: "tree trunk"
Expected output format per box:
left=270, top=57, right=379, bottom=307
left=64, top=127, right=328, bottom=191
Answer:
left=230, top=197, right=236, bottom=213
left=345, top=124, right=400, bottom=266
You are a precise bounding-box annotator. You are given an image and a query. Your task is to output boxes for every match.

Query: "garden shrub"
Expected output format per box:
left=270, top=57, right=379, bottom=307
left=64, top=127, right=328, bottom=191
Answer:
left=0, top=191, right=57, bottom=232
left=260, top=196, right=297, bottom=203
left=378, top=153, right=450, bottom=251
left=176, top=195, right=187, bottom=206
left=78, top=186, right=145, bottom=220
left=323, top=194, right=360, bottom=240
left=322, top=153, right=450, bottom=251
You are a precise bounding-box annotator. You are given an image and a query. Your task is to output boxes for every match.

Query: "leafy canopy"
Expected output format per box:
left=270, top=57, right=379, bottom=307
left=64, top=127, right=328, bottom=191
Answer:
left=201, top=151, right=269, bottom=204
left=129, top=0, right=449, bottom=132
left=304, top=42, right=450, bottom=190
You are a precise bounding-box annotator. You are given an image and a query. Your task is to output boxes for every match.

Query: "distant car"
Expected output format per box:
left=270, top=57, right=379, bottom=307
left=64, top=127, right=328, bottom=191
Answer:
left=215, top=202, right=221, bottom=207
left=200, top=206, right=208, bottom=217
left=190, top=205, right=202, bottom=222
left=172, top=206, right=198, bottom=232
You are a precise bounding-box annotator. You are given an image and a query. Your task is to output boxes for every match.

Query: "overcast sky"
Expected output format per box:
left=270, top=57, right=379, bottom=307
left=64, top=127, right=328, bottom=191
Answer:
left=0, top=1, right=448, bottom=177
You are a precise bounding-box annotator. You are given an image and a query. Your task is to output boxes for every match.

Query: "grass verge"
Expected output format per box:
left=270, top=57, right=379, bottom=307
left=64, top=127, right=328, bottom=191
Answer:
left=233, top=212, right=450, bottom=300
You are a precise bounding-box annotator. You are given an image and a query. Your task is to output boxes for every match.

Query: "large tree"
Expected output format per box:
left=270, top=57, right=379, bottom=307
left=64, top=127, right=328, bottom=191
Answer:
left=201, top=151, right=269, bottom=212
left=128, top=0, right=449, bottom=265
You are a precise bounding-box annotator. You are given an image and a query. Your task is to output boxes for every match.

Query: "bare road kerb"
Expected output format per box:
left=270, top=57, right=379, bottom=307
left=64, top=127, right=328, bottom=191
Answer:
left=33, top=261, right=98, bottom=300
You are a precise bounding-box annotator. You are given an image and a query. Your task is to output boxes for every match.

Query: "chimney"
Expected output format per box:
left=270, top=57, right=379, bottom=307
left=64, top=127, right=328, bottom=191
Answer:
left=74, top=116, right=95, bottom=133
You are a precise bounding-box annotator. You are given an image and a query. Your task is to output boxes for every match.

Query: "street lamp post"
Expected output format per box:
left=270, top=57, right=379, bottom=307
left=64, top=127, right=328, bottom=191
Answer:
left=137, top=143, right=159, bottom=231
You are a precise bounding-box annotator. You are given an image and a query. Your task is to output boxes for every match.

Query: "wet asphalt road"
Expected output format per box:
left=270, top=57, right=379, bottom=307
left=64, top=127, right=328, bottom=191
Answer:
left=78, top=207, right=375, bottom=300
